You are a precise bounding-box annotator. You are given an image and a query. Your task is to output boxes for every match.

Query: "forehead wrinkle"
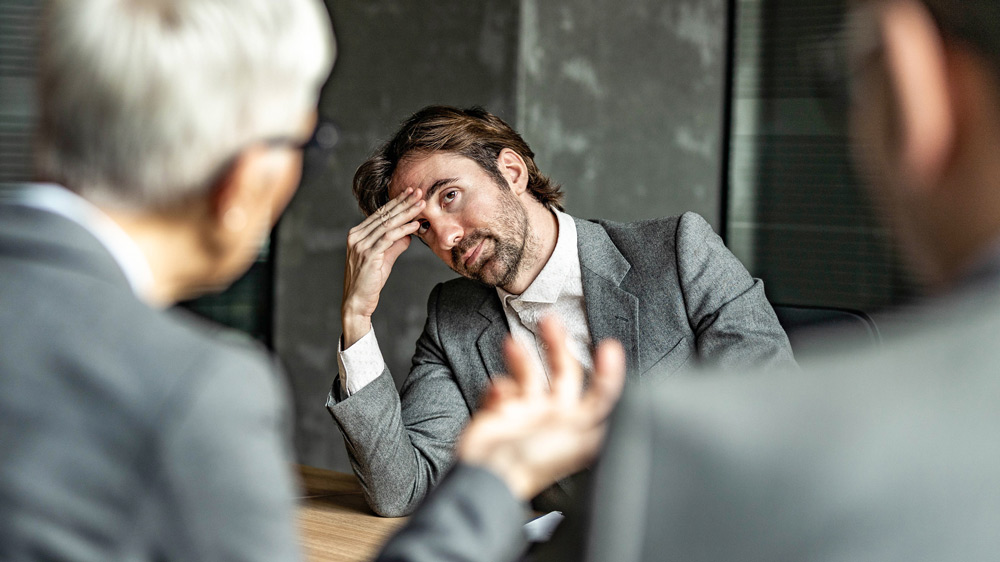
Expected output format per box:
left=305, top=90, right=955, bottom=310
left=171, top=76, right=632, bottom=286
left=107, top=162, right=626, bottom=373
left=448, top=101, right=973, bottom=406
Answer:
left=388, top=166, right=458, bottom=200
left=388, top=151, right=484, bottom=206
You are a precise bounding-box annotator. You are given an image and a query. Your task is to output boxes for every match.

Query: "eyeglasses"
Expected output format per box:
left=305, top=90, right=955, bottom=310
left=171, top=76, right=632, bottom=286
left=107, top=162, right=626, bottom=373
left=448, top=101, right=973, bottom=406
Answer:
left=265, top=118, right=340, bottom=153
left=261, top=135, right=310, bottom=152
left=207, top=118, right=341, bottom=185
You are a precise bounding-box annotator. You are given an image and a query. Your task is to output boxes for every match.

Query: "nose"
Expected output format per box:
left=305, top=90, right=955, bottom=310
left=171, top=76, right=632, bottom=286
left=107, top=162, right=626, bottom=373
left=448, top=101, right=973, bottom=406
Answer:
left=430, top=219, right=463, bottom=252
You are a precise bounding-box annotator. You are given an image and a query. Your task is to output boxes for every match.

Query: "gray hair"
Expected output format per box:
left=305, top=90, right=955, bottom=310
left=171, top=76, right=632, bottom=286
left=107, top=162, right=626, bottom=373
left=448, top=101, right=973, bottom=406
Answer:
left=35, top=0, right=336, bottom=211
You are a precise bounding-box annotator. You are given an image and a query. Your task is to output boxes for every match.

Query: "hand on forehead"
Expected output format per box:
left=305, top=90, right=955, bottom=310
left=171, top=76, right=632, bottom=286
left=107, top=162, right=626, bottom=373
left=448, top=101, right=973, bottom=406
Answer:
left=388, top=152, right=482, bottom=200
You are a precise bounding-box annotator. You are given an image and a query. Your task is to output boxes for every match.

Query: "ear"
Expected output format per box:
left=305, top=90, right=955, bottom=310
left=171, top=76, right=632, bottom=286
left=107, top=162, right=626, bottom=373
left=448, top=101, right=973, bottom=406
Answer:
left=210, top=145, right=273, bottom=234
left=879, top=0, right=955, bottom=192
left=496, top=148, right=529, bottom=195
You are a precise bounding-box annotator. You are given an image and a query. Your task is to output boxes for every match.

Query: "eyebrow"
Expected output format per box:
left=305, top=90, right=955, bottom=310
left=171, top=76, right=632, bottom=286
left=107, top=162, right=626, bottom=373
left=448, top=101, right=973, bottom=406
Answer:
left=423, top=178, right=458, bottom=201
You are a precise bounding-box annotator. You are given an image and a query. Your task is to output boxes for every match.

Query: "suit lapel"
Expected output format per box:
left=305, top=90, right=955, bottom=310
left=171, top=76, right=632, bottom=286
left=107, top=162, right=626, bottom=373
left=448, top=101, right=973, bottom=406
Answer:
left=467, top=219, right=643, bottom=387
left=575, top=219, right=640, bottom=378
left=475, top=292, right=509, bottom=382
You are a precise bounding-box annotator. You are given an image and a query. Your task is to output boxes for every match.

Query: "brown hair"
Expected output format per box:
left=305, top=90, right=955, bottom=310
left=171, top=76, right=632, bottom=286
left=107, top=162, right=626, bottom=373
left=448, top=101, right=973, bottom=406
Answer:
left=353, top=105, right=564, bottom=216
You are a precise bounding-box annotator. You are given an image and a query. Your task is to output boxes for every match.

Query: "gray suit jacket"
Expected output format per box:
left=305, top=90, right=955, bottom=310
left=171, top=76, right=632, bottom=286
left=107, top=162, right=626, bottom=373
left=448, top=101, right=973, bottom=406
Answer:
left=0, top=196, right=301, bottom=561
left=328, top=212, right=795, bottom=516
left=575, top=286, right=1000, bottom=562
left=378, top=266, right=1000, bottom=562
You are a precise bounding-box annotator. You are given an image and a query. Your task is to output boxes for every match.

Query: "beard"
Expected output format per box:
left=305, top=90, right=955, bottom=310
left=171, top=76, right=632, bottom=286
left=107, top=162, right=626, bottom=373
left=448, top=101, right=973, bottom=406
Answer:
left=450, top=190, right=530, bottom=288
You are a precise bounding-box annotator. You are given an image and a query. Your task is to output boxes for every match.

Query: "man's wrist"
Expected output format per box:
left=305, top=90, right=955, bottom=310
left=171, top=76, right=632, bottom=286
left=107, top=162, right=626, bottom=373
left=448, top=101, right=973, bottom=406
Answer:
left=460, top=445, right=536, bottom=501
left=341, top=314, right=372, bottom=349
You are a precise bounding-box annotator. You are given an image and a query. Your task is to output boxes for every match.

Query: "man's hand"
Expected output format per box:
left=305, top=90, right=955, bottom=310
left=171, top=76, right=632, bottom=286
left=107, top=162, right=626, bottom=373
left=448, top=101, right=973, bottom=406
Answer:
left=341, top=187, right=425, bottom=348
left=457, top=316, right=627, bottom=500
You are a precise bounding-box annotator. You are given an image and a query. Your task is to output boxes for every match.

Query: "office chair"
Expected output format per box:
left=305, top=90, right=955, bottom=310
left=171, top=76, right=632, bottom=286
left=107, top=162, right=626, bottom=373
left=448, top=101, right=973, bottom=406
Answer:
left=771, top=304, right=881, bottom=354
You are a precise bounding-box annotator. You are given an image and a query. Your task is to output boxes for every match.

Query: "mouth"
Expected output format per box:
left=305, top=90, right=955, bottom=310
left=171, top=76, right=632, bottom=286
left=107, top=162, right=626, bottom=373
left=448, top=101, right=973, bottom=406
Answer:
left=463, top=239, right=485, bottom=270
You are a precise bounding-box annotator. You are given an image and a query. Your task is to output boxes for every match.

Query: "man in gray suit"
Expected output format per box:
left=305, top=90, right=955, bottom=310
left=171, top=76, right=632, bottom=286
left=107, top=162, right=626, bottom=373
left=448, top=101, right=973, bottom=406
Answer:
left=0, top=1, right=333, bottom=560
left=327, top=105, right=796, bottom=516
left=376, top=0, right=1000, bottom=560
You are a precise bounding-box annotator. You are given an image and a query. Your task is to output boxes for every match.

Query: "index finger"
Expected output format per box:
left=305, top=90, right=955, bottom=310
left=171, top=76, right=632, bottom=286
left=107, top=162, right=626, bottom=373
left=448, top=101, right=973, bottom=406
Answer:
left=357, top=187, right=424, bottom=237
left=537, top=316, right=583, bottom=403
left=502, top=336, right=546, bottom=399
left=585, top=338, right=626, bottom=417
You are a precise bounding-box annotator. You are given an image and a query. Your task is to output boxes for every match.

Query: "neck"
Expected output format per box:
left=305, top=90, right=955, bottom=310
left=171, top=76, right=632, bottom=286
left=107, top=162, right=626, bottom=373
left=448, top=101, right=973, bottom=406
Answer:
left=503, top=201, right=559, bottom=294
left=913, top=162, right=1000, bottom=294
left=102, top=205, right=220, bottom=306
left=922, top=206, right=1000, bottom=293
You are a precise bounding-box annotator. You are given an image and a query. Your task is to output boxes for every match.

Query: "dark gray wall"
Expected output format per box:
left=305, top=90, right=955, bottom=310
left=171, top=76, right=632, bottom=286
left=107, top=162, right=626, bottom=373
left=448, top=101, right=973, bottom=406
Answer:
left=275, top=0, right=731, bottom=472
left=519, top=0, right=728, bottom=223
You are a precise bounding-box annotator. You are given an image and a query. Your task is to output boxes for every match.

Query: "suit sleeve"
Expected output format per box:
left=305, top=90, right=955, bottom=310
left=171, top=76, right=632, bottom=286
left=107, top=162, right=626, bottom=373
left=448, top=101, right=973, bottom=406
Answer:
left=581, top=377, right=824, bottom=562
left=376, top=464, right=529, bottom=562
left=327, top=283, right=472, bottom=517
left=674, top=212, right=797, bottom=372
left=156, top=347, right=302, bottom=562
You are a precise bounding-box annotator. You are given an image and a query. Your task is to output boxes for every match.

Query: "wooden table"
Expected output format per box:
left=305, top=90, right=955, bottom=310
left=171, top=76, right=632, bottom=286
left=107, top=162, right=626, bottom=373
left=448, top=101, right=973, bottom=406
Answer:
left=297, top=465, right=406, bottom=562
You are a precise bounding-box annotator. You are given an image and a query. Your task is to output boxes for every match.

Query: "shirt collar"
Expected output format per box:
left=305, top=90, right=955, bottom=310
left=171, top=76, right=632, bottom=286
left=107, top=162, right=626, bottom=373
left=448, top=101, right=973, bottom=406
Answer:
left=1, top=183, right=156, bottom=302
left=497, top=209, right=582, bottom=307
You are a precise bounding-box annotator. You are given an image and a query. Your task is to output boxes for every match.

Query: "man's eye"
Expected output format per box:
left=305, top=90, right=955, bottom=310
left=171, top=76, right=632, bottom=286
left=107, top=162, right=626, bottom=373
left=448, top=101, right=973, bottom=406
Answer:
left=443, top=190, right=457, bottom=204
left=417, top=220, right=429, bottom=235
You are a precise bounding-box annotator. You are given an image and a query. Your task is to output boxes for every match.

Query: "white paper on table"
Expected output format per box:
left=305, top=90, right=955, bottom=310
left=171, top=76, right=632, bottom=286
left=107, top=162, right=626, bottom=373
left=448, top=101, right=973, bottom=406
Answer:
left=523, top=511, right=564, bottom=543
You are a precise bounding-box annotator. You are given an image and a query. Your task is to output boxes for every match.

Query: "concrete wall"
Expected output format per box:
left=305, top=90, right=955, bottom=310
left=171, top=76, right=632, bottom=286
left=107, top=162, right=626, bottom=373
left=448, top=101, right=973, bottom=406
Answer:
left=275, top=0, right=731, bottom=472
left=518, top=0, right=727, bottom=222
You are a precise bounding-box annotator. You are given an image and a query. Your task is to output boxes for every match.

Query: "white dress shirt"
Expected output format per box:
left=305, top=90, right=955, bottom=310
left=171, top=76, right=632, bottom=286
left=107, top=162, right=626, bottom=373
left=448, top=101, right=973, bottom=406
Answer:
left=496, top=210, right=592, bottom=383
left=0, top=183, right=155, bottom=301
left=339, top=209, right=593, bottom=395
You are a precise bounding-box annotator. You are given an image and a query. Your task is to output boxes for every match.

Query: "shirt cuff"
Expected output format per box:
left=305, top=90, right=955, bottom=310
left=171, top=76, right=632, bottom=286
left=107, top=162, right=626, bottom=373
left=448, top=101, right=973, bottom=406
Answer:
left=337, top=327, right=386, bottom=396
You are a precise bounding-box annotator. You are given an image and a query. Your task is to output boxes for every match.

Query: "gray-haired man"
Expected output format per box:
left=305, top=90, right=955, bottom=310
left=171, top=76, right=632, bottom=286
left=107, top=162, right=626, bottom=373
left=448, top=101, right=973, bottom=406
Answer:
left=0, top=1, right=333, bottom=560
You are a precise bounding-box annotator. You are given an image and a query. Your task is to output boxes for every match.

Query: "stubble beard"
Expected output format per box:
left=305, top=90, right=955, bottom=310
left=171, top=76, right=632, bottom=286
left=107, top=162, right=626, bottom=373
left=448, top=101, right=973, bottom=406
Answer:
left=452, top=191, right=532, bottom=289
